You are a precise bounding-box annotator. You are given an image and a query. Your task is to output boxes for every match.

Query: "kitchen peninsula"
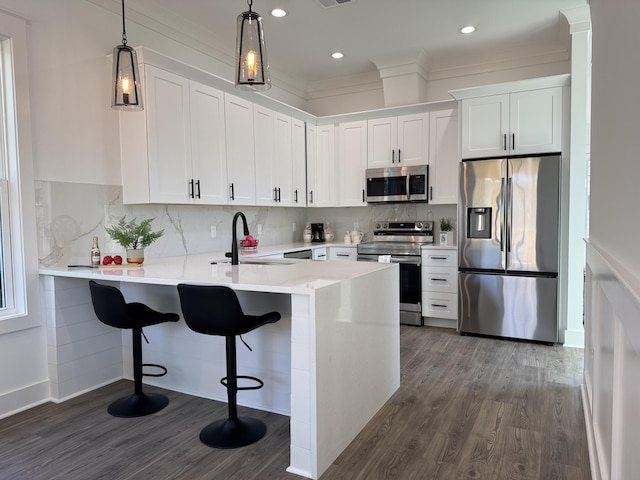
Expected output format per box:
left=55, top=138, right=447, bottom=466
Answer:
left=40, top=254, right=399, bottom=480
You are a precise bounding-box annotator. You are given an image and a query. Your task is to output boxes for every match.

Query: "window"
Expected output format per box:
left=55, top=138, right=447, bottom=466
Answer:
left=0, top=12, right=39, bottom=333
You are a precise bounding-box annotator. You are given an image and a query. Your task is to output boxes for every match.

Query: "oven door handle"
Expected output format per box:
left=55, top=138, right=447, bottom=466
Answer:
left=389, top=257, right=421, bottom=266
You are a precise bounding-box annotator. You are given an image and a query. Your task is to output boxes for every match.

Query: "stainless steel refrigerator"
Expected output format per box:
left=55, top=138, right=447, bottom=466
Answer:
left=458, top=154, right=560, bottom=343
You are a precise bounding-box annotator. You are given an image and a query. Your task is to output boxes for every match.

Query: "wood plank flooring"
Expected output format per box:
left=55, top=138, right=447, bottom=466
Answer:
left=0, top=327, right=590, bottom=479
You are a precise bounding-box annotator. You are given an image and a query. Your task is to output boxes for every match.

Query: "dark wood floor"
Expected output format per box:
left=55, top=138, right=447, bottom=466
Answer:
left=0, top=327, right=590, bottom=480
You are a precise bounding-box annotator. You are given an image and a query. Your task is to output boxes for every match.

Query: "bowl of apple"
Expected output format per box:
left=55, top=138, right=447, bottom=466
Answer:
left=240, top=235, right=259, bottom=251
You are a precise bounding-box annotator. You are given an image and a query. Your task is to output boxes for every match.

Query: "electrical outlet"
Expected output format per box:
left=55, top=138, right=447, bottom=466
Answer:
left=257, top=224, right=263, bottom=235
left=210, top=225, right=217, bottom=238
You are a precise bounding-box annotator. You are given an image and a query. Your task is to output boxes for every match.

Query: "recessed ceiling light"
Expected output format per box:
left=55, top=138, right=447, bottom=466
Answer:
left=331, top=52, right=344, bottom=59
left=270, top=8, right=287, bottom=17
left=459, top=25, right=476, bottom=34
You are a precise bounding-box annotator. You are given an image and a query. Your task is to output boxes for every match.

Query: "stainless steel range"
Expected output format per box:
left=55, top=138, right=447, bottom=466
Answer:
left=357, top=221, right=434, bottom=326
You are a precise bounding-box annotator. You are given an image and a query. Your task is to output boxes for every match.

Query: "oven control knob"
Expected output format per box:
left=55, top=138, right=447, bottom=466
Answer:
left=382, top=222, right=388, bottom=229
left=416, top=222, right=423, bottom=229
left=375, top=223, right=381, bottom=229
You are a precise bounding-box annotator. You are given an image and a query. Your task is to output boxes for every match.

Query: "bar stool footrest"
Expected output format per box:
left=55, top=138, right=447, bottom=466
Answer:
left=142, top=363, right=168, bottom=377
left=220, top=375, right=264, bottom=391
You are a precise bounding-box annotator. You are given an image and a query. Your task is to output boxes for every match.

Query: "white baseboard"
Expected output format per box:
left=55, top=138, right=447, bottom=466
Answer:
left=0, top=380, right=50, bottom=420
left=563, top=328, right=585, bottom=348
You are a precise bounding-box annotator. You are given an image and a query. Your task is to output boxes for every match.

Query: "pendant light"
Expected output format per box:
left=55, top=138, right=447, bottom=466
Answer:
left=235, top=0, right=271, bottom=91
left=111, top=0, right=143, bottom=110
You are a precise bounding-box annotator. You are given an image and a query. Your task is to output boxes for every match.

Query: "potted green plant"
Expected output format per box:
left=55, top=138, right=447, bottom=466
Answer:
left=105, top=216, right=164, bottom=264
left=439, top=217, right=454, bottom=246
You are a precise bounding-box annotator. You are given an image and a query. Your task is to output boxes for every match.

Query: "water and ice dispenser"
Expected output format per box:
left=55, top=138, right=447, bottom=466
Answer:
left=466, top=207, right=492, bottom=239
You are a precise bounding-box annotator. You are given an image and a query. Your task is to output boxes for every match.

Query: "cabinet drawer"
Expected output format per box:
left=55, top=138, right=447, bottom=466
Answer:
left=422, top=292, right=457, bottom=320
left=422, top=267, right=457, bottom=293
left=312, top=247, right=327, bottom=261
left=422, top=249, right=457, bottom=267
left=329, top=247, right=357, bottom=261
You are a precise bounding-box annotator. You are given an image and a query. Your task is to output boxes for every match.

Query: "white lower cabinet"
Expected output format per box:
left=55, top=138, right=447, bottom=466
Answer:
left=328, top=246, right=357, bottom=261
left=421, top=248, right=458, bottom=326
left=312, top=247, right=328, bottom=261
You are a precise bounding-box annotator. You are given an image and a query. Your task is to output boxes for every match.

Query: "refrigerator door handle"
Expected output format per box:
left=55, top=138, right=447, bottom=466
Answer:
left=507, top=176, right=513, bottom=254
left=498, top=177, right=506, bottom=252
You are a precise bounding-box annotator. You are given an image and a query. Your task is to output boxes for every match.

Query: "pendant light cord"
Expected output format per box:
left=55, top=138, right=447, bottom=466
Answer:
left=121, top=0, right=127, bottom=45
left=247, top=0, right=253, bottom=13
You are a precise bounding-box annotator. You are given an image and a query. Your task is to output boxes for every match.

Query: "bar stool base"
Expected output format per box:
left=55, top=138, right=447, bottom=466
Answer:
left=200, top=417, right=266, bottom=448
left=107, top=392, right=169, bottom=418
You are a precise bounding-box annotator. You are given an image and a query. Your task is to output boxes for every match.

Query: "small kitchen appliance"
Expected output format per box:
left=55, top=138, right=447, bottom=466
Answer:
left=310, top=223, right=325, bottom=243
left=357, top=221, right=434, bottom=326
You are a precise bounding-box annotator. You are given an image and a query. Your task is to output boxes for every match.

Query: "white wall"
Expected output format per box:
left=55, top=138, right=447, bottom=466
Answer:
left=583, top=1, right=640, bottom=479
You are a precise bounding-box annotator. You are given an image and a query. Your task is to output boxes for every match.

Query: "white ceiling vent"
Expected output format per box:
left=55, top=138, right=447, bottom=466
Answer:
left=312, top=0, right=356, bottom=9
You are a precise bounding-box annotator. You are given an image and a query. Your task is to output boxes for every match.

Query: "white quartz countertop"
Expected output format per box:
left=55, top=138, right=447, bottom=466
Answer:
left=39, top=251, right=396, bottom=295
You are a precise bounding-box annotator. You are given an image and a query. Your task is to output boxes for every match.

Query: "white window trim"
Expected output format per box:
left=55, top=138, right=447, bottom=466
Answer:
left=0, top=11, right=40, bottom=334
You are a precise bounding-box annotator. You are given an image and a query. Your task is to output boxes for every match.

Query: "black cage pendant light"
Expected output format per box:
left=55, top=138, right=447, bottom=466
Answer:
left=111, top=0, right=143, bottom=110
left=235, top=0, right=271, bottom=91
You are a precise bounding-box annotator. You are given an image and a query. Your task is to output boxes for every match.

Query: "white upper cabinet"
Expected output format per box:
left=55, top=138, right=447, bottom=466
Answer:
left=120, top=65, right=227, bottom=205
left=461, top=87, right=562, bottom=159
left=428, top=109, right=458, bottom=205
left=291, top=118, right=307, bottom=207
left=274, top=112, right=294, bottom=206
left=225, top=94, right=255, bottom=205
left=367, top=113, right=429, bottom=168
left=338, top=120, right=367, bottom=207
left=308, top=124, right=338, bottom=207
left=189, top=81, right=227, bottom=204
left=254, top=104, right=276, bottom=205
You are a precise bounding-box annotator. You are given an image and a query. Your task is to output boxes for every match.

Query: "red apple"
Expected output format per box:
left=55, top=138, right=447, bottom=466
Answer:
left=102, top=255, right=113, bottom=265
left=245, top=235, right=254, bottom=241
left=112, top=255, right=123, bottom=265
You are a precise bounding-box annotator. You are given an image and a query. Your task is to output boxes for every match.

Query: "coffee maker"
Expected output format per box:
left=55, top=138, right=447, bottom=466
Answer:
left=310, top=223, right=325, bottom=243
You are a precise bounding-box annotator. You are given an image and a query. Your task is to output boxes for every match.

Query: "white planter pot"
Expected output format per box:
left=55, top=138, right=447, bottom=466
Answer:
left=439, top=231, right=453, bottom=246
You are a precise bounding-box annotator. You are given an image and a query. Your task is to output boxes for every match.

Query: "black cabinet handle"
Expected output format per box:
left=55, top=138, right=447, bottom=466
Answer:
left=391, top=149, right=395, bottom=163
left=430, top=186, right=433, bottom=201
left=431, top=278, right=447, bottom=282
left=309, top=190, right=314, bottom=204
left=503, top=133, right=507, bottom=151
left=430, top=256, right=448, bottom=260
left=398, top=148, right=401, bottom=163
left=195, top=180, right=201, bottom=199
left=362, top=189, right=365, bottom=203
left=512, top=133, right=515, bottom=150
left=294, top=189, right=298, bottom=203
left=431, top=304, right=447, bottom=308
left=278, top=187, right=281, bottom=202
left=189, top=179, right=194, bottom=198
left=230, top=183, right=235, bottom=200
left=274, top=187, right=278, bottom=202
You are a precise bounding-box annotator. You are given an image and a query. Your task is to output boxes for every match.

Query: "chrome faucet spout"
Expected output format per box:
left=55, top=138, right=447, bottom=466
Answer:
left=230, top=211, right=250, bottom=265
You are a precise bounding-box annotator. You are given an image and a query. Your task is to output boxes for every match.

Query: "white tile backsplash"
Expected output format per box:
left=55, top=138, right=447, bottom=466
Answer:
left=35, top=180, right=456, bottom=265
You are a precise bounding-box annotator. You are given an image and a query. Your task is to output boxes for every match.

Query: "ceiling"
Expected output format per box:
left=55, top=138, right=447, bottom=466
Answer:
left=101, top=0, right=588, bottom=91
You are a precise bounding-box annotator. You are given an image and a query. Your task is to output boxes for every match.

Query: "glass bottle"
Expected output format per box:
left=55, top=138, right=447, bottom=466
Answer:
left=91, top=236, right=101, bottom=267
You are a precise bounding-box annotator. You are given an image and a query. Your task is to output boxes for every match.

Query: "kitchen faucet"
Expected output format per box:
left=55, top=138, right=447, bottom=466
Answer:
left=227, top=211, right=250, bottom=265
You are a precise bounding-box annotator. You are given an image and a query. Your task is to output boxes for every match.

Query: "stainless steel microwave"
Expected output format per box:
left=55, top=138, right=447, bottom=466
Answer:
left=365, top=165, right=429, bottom=203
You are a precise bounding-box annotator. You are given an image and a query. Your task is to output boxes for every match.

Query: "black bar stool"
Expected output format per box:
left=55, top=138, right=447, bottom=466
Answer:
left=89, top=280, right=179, bottom=417
left=177, top=284, right=281, bottom=448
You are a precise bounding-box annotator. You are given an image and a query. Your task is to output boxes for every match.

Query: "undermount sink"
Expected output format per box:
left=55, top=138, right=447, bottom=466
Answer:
left=211, top=258, right=296, bottom=266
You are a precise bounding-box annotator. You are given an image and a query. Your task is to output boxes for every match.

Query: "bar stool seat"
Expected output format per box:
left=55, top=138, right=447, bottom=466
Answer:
left=89, top=280, right=179, bottom=417
left=177, top=284, right=281, bottom=448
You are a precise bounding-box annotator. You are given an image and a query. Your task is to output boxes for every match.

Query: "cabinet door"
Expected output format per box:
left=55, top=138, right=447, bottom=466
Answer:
left=510, top=87, right=562, bottom=155
left=225, top=94, right=255, bottom=205
left=338, top=120, right=367, bottom=206
left=428, top=109, right=458, bottom=204
left=367, top=117, right=397, bottom=168
left=397, top=112, right=429, bottom=166
left=146, top=65, right=192, bottom=203
left=313, top=124, right=338, bottom=207
left=306, top=123, right=317, bottom=206
left=291, top=118, right=307, bottom=207
left=461, top=94, right=509, bottom=159
left=254, top=105, right=275, bottom=205
left=189, top=81, right=227, bottom=204
left=274, top=112, right=293, bottom=205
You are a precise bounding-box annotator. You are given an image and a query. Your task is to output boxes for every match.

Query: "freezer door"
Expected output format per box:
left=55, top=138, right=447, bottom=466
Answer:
left=458, top=272, right=558, bottom=343
left=506, top=155, right=560, bottom=273
left=458, top=159, right=506, bottom=270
